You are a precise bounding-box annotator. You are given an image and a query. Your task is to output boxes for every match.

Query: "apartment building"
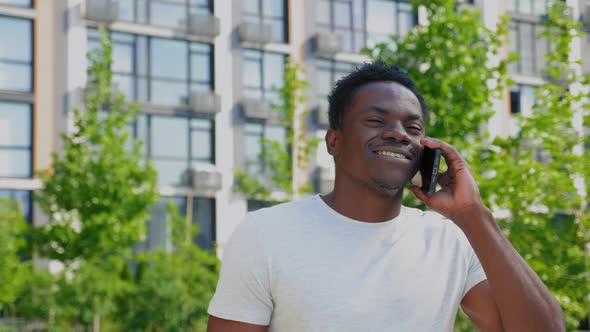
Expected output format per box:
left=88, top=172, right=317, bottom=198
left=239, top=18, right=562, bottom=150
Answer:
left=0, top=0, right=588, bottom=255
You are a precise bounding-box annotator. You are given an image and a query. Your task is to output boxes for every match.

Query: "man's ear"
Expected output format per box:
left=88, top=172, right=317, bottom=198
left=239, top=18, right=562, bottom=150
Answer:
left=325, top=128, right=340, bottom=157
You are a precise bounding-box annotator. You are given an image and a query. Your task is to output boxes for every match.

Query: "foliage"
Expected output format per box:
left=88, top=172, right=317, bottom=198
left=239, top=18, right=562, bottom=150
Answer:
left=234, top=60, right=320, bottom=202
left=0, top=199, right=30, bottom=311
left=368, top=0, right=512, bottom=151
left=115, top=201, right=219, bottom=332
left=32, top=26, right=159, bottom=264
left=478, top=3, right=590, bottom=330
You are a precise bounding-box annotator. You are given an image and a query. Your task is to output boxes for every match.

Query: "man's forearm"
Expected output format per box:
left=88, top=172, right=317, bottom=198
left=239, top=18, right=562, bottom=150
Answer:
left=457, top=207, right=564, bottom=331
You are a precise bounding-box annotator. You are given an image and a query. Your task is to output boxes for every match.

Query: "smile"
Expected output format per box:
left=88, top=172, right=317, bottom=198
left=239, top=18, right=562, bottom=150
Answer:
left=375, top=151, right=409, bottom=160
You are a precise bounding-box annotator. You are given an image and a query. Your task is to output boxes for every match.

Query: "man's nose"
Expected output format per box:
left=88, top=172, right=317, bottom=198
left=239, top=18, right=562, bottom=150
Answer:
left=380, top=123, right=411, bottom=144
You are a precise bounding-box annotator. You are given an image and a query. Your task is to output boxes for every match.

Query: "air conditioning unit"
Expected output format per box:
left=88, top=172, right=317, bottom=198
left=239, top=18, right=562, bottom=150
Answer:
left=189, top=14, right=220, bottom=38
left=314, top=32, right=342, bottom=58
left=239, top=22, right=273, bottom=44
left=315, top=167, right=335, bottom=194
left=183, top=168, right=222, bottom=191
left=189, top=91, right=221, bottom=114
left=241, top=98, right=274, bottom=121
left=315, top=99, right=330, bottom=128
left=85, top=0, right=118, bottom=23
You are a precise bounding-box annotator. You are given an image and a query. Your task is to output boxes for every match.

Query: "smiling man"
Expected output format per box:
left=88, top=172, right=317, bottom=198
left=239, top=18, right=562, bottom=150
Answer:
left=207, top=62, right=564, bottom=332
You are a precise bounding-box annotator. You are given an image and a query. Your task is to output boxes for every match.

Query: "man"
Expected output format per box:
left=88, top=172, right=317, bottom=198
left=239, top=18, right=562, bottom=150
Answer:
left=207, top=62, right=564, bottom=331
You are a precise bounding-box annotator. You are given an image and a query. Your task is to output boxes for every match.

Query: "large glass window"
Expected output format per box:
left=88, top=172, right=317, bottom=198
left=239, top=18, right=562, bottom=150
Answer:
left=510, top=84, right=536, bottom=115
left=116, top=0, right=213, bottom=27
left=0, top=102, right=31, bottom=178
left=507, top=0, right=556, bottom=15
left=139, top=196, right=215, bottom=251
left=508, top=20, right=549, bottom=76
left=243, top=49, right=285, bottom=104
left=0, top=189, right=31, bottom=223
left=244, top=122, right=287, bottom=176
left=0, top=16, right=32, bottom=92
left=316, top=60, right=356, bottom=103
left=88, top=29, right=213, bottom=105
left=0, top=0, right=32, bottom=7
left=316, top=0, right=415, bottom=53
left=243, top=0, right=287, bottom=43
left=129, top=114, right=214, bottom=186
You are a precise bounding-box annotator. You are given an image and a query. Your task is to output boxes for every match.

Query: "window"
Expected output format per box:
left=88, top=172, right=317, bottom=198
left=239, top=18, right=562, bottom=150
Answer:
left=316, top=0, right=416, bottom=53
left=243, top=0, right=288, bottom=43
left=0, top=189, right=32, bottom=223
left=139, top=196, right=215, bottom=251
left=507, top=0, right=557, bottom=15
left=508, top=20, right=549, bottom=76
left=0, top=0, right=32, bottom=7
left=365, top=0, right=414, bottom=48
left=0, top=16, right=32, bottom=92
left=316, top=59, right=356, bottom=104
left=116, top=0, right=213, bottom=27
left=129, top=114, right=214, bottom=186
left=244, top=122, right=287, bottom=177
left=243, top=49, right=286, bottom=104
left=88, top=29, right=213, bottom=106
left=0, top=102, right=32, bottom=178
left=510, top=84, right=536, bottom=115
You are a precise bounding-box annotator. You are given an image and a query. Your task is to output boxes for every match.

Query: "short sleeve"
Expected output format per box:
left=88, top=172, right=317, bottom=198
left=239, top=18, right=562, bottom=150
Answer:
left=207, top=215, right=273, bottom=325
left=461, top=236, right=487, bottom=298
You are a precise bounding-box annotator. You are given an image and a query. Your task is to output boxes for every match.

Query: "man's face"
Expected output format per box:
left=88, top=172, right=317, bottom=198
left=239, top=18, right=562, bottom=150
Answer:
left=327, top=81, right=425, bottom=195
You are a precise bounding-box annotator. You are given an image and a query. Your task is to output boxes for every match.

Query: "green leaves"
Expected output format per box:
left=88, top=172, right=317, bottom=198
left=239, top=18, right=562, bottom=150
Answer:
left=33, top=26, right=159, bottom=263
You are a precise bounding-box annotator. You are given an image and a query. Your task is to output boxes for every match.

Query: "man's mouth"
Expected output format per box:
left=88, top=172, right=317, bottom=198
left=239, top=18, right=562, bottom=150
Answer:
left=376, top=151, right=408, bottom=159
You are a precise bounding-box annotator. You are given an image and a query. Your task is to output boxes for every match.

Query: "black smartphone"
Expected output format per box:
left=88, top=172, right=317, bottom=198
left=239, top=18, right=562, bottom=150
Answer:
left=420, top=147, right=442, bottom=195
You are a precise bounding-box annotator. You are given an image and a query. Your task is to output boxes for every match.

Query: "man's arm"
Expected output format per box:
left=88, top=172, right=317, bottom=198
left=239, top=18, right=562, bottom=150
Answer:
left=411, top=137, right=564, bottom=332
left=207, top=315, right=267, bottom=332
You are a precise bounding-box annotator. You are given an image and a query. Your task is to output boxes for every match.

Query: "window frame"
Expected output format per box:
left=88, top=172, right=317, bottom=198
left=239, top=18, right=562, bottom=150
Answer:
left=316, top=0, right=416, bottom=54
left=0, top=101, right=33, bottom=178
left=0, top=15, right=33, bottom=93
left=115, top=0, right=214, bottom=26
left=88, top=28, right=214, bottom=106
left=242, top=0, right=289, bottom=43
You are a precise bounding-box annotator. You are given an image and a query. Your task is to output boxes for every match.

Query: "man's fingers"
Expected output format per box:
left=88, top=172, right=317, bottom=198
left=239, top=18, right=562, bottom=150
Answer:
left=410, top=185, right=430, bottom=204
left=420, top=137, right=464, bottom=165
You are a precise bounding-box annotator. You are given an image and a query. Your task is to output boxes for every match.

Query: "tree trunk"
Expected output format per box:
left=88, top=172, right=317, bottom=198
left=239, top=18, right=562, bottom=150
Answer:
left=93, top=313, right=100, bottom=332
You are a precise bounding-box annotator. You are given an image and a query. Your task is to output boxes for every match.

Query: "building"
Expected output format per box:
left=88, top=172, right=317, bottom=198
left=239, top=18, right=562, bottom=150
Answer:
left=0, top=0, right=588, bottom=257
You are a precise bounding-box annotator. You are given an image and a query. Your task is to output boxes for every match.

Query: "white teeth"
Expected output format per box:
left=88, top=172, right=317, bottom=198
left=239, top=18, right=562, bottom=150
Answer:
left=377, top=151, right=406, bottom=159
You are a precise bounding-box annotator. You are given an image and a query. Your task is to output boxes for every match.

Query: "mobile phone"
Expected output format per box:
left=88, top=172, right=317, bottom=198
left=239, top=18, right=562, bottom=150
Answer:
left=420, top=147, right=442, bottom=195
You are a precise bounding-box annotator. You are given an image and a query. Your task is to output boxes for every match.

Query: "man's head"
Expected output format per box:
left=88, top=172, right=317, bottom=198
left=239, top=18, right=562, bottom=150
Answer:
left=325, top=62, right=428, bottom=197
left=328, top=61, right=428, bottom=130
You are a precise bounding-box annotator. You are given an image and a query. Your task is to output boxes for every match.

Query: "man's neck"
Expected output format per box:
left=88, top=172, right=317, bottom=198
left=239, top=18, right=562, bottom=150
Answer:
left=322, top=183, right=404, bottom=223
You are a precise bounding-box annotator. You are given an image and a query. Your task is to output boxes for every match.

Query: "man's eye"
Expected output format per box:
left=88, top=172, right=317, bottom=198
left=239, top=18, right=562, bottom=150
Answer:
left=367, top=118, right=383, bottom=124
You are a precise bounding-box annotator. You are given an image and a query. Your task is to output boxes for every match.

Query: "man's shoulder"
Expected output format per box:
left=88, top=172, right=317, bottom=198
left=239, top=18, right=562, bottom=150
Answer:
left=401, top=205, right=465, bottom=239
left=247, top=195, right=317, bottom=228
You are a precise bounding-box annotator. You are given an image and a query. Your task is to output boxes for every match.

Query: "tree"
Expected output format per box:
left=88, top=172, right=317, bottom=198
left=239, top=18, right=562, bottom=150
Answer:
left=479, top=3, right=590, bottom=329
left=234, top=60, right=320, bottom=202
left=33, top=26, right=159, bottom=264
left=116, top=201, right=219, bottom=332
left=368, top=0, right=511, bottom=152
left=0, top=199, right=30, bottom=312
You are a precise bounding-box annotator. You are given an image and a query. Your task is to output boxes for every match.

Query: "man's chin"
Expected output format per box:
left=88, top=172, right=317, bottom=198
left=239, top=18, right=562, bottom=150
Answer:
left=367, top=180, right=405, bottom=197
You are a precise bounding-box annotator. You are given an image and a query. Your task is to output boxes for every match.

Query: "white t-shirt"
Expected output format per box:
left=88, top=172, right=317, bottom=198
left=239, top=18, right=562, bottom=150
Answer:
left=208, top=195, right=487, bottom=332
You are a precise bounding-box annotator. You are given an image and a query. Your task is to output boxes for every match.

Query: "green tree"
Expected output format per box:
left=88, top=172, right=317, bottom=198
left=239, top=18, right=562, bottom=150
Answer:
left=116, top=201, right=219, bottom=332
left=0, top=199, right=30, bottom=312
left=480, top=3, right=590, bottom=330
left=33, top=25, right=159, bottom=264
left=368, top=0, right=511, bottom=151
left=26, top=26, right=159, bottom=331
left=235, top=60, right=320, bottom=202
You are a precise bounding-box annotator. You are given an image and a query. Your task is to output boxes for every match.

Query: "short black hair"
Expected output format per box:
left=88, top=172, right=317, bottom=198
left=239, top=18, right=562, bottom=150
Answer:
left=327, top=61, right=428, bottom=130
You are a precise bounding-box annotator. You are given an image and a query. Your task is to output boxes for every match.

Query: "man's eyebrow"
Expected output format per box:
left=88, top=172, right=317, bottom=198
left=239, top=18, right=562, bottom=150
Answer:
left=366, top=105, right=424, bottom=122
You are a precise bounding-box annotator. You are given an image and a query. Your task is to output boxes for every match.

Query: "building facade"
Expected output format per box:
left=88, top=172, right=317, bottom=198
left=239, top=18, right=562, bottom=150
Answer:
left=0, top=0, right=588, bottom=256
